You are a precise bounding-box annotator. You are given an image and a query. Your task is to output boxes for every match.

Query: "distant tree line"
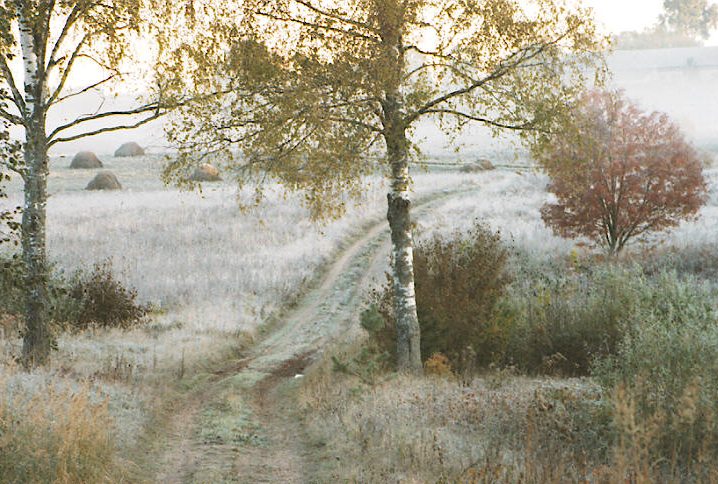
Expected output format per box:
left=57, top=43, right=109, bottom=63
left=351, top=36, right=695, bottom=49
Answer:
left=614, top=0, right=718, bottom=50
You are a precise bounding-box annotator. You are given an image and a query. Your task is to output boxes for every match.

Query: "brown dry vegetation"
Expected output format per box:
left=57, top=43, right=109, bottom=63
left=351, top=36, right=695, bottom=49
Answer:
left=299, top=348, right=718, bottom=483
left=0, top=372, right=128, bottom=483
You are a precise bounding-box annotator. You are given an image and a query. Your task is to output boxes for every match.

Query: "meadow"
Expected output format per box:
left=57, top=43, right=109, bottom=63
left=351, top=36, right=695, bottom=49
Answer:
left=2, top=150, right=718, bottom=481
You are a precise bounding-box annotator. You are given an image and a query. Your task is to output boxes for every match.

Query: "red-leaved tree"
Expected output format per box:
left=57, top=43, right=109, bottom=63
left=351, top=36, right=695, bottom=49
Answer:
left=536, top=90, right=707, bottom=254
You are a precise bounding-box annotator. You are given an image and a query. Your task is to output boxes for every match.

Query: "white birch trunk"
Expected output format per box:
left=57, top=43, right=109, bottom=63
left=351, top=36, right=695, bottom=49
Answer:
left=18, top=7, right=52, bottom=366
left=385, top=115, right=422, bottom=373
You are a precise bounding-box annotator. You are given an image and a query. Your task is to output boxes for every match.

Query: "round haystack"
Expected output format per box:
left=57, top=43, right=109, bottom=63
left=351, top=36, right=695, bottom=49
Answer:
left=114, top=142, right=145, bottom=157
left=70, top=151, right=103, bottom=169
left=85, top=171, right=122, bottom=191
left=460, top=159, right=495, bottom=173
left=191, top=163, right=222, bottom=182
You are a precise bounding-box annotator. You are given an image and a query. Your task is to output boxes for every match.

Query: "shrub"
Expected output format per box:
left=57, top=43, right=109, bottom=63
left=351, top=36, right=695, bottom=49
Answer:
left=0, top=257, right=147, bottom=332
left=0, top=255, right=25, bottom=315
left=424, top=353, right=453, bottom=377
left=592, top=271, right=718, bottom=466
left=366, top=222, right=513, bottom=372
left=67, top=260, right=148, bottom=330
left=504, top=265, right=640, bottom=376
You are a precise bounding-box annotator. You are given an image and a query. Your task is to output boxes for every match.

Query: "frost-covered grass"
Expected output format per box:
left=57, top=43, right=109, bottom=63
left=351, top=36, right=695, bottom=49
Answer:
left=3, top=153, right=718, bottom=476
left=0, top=155, right=501, bottom=463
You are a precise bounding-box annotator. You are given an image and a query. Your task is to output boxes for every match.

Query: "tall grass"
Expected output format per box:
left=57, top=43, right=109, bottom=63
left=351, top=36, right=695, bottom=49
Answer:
left=0, top=374, right=125, bottom=483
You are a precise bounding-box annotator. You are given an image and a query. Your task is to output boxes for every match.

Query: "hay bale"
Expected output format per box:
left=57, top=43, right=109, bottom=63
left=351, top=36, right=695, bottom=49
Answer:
left=70, top=151, right=103, bottom=169
left=85, top=171, right=122, bottom=191
left=460, top=159, right=495, bottom=173
left=191, top=164, right=222, bottom=182
left=114, top=142, right=145, bottom=157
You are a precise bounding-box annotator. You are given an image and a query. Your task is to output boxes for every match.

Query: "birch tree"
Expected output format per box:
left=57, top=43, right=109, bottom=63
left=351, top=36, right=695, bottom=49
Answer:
left=164, top=0, right=606, bottom=373
left=0, top=0, right=172, bottom=366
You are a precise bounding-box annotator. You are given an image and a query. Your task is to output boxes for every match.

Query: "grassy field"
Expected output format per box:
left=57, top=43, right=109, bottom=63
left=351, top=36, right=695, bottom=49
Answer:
left=2, top=152, right=718, bottom=481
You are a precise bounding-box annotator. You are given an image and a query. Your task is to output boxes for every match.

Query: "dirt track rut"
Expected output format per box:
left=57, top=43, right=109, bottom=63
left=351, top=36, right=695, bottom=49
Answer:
left=153, top=187, right=479, bottom=483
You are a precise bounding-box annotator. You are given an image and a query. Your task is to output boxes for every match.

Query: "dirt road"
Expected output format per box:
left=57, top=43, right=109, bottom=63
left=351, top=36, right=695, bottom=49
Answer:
left=152, top=187, right=478, bottom=483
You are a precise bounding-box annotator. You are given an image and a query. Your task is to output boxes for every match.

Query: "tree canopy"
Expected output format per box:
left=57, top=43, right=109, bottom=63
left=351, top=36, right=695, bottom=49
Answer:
left=164, top=0, right=607, bottom=216
left=537, top=90, right=707, bottom=254
left=161, top=0, right=606, bottom=372
left=661, top=0, right=718, bottom=39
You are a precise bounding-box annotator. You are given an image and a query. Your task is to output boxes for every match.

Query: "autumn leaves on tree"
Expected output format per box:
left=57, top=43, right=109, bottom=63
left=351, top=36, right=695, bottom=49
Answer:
left=537, top=90, right=707, bottom=255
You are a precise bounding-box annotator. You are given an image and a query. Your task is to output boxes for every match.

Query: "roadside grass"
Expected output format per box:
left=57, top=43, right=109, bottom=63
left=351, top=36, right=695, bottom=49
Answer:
left=0, top=158, right=507, bottom=481
left=2, top=158, right=718, bottom=481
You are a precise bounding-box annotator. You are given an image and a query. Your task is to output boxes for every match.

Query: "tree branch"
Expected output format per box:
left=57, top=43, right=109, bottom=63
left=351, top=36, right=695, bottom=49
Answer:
left=419, top=108, right=543, bottom=132
left=47, top=1, right=96, bottom=70
left=0, top=107, right=24, bottom=125
left=406, top=31, right=574, bottom=125
left=47, top=110, right=163, bottom=147
left=46, top=34, right=90, bottom=106
left=294, top=0, right=379, bottom=34
left=0, top=57, right=27, bottom=116
left=254, top=10, right=380, bottom=43
left=52, top=74, right=117, bottom=105
left=321, top=116, right=383, bottom=133
left=47, top=102, right=160, bottom=141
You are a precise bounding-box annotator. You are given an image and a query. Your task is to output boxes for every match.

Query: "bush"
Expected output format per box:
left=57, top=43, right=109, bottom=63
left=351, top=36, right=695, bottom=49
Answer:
left=592, top=271, right=718, bottom=467
left=504, top=265, right=640, bottom=376
left=0, top=257, right=147, bottom=332
left=0, top=255, right=25, bottom=315
left=366, top=222, right=513, bottom=372
left=67, top=260, right=148, bottom=330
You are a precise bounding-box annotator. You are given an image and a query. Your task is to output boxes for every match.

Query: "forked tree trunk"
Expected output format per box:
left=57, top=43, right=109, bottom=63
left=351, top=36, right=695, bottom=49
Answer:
left=385, top=120, right=422, bottom=374
left=19, top=11, right=52, bottom=367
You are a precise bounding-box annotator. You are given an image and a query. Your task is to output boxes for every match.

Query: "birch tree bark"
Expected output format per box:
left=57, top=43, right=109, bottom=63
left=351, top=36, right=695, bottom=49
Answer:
left=385, top=124, right=422, bottom=373
left=18, top=10, right=52, bottom=365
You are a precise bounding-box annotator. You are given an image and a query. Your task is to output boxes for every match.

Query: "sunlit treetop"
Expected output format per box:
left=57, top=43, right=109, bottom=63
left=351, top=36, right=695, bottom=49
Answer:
left=162, top=0, right=608, bottom=219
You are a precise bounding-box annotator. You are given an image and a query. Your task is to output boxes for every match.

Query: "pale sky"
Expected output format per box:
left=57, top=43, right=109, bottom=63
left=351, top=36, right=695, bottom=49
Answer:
left=582, top=0, right=718, bottom=45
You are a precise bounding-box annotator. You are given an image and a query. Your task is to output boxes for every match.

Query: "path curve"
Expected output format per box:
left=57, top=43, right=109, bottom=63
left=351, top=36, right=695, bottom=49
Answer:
left=153, top=185, right=481, bottom=483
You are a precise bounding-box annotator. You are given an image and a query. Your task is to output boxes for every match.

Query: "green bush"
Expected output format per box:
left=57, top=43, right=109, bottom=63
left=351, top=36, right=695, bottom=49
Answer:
left=365, top=222, right=513, bottom=372
left=0, top=255, right=25, bottom=315
left=504, top=265, right=640, bottom=376
left=592, top=271, right=718, bottom=465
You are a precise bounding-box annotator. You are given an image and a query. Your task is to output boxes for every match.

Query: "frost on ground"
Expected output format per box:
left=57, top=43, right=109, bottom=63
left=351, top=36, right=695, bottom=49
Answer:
left=0, top=154, right=503, bottom=456
left=2, top=153, right=717, bottom=464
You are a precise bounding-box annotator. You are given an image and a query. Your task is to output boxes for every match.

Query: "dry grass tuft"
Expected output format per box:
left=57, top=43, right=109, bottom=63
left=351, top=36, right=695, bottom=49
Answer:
left=0, top=372, right=127, bottom=483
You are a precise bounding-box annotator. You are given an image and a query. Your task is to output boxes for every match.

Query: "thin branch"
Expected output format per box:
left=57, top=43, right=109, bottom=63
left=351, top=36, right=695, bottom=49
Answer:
left=52, top=74, right=117, bottom=105
left=47, top=102, right=160, bottom=140
left=254, top=10, right=380, bottom=43
left=47, top=1, right=96, bottom=70
left=0, top=57, right=27, bottom=116
left=294, top=0, right=379, bottom=34
left=321, top=116, right=382, bottom=132
left=406, top=30, right=574, bottom=124
left=420, top=108, right=543, bottom=132
left=48, top=111, right=163, bottom=147
left=0, top=107, right=24, bottom=125
left=403, top=62, right=476, bottom=83
left=46, top=34, right=89, bottom=106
